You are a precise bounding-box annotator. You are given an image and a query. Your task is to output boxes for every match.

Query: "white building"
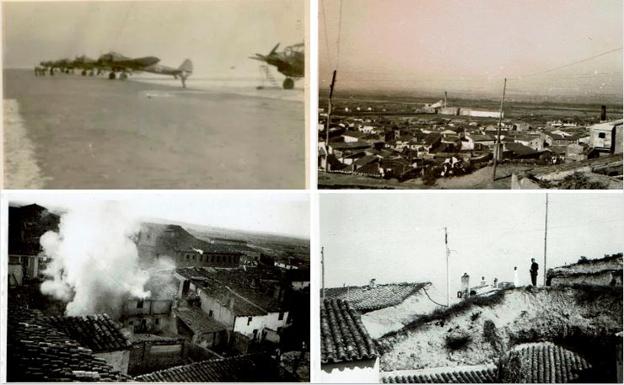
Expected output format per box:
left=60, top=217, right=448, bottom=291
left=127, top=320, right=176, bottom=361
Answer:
left=321, top=299, right=380, bottom=383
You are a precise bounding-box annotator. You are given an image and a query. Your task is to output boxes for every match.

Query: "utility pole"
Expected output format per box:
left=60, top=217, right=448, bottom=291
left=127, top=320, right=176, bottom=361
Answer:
left=444, top=227, right=450, bottom=307
left=324, top=70, right=337, bottom=170
left=543, top=194, right=549, bottom=286
left=491, top=78, right=507, bottom=182
left=321, top=246, right=325, bottom=302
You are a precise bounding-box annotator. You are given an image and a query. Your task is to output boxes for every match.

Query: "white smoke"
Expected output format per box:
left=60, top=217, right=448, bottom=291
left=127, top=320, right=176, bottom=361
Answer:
left=40, top=201, right=152, bottom=316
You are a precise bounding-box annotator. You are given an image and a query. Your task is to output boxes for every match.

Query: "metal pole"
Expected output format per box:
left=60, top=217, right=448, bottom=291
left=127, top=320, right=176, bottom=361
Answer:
left=444, top=227, right=450, bottom=306
left=321, top=246, right=325, bottom=302
left=492, top=78, right=507, bottom=181
left=543, top=194, right=549, bottom=286
left=324, top=71, right=337, bottom=170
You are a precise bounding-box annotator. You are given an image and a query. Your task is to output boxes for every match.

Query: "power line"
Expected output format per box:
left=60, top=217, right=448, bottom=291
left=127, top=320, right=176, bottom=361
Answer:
left=508, top=46, right=623, bottom=80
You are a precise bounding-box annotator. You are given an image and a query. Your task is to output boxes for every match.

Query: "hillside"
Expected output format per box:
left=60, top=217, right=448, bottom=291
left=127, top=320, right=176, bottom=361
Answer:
left=377, top=285, right=622, bottom=374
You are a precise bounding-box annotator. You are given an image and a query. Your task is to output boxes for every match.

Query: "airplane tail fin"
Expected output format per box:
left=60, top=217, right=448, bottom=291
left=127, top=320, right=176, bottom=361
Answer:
left=178, top=59, right=193, bottom=74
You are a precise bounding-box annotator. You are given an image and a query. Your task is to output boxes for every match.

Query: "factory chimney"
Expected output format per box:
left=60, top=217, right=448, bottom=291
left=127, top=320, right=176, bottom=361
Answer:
left=600, top=105, right=607, bottom=121
left=444, top=91, right=448, bottom=108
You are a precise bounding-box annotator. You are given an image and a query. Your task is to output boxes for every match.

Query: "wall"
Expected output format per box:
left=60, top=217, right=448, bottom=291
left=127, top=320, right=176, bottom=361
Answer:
left=128, top=339, right=186, bottom=376
left=198, top=290, right=236, bottom=328
left=8, top=264, right=23, bottom=286
left=233, top=311, right=289, bottom=340
left=94, top=350, right=130, bottom=375
left=550, top=271, right=622, bottom=287
left=321, top=358, right=380, bottom=383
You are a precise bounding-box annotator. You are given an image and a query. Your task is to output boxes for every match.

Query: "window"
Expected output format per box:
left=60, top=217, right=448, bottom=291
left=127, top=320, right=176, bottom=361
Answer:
left=278, top=312, right=284, bottom=321
left=598, top=132, right=606, bottom=139
left=137, top=300, right=144, bottom=309
left=208, top=310, right=213, bottom=318
left=155, top=318, right=160, bottom=325
left=247, top=316, right=252, bottom=325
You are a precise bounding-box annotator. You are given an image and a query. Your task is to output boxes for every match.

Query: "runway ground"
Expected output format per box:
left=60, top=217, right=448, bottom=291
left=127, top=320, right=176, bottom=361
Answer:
left=3, top=69, right=305, bottom=189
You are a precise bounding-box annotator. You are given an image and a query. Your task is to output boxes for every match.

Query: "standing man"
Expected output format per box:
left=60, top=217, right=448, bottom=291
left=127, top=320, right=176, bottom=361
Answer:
left=513, top=266, right=519, bottom=287
left=530, top=258, right=539, bottom=286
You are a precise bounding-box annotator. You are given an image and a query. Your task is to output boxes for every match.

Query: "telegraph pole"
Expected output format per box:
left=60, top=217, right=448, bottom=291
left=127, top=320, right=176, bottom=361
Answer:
left=324, top=71, right=337, bottom=170
left=543, top=194, right=549, bottom=286
left=444, top=227, right=450, bottom=307
left=321, top=246, right=325, bottom=302
left=492, top=78, right=507, bottom=182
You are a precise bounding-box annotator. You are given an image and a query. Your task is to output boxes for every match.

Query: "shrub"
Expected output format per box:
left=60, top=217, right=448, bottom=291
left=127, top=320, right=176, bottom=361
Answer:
left=445, top=332, right=472, bottom=351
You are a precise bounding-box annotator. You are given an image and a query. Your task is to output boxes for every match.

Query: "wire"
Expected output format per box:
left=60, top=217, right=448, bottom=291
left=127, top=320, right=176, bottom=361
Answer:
left=320, top=0, right=332, bottom=68
left=335, top=0, right=344, bottom=71
left=508, top=47, right=623, bottom=81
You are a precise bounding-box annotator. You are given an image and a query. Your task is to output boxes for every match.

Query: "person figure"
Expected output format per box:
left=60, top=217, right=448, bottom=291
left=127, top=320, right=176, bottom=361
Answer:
left=493, top=278, right=498, bottom=288
left=513, top=266, right=519, bottom=287
left=480, top=276, right=487, bottom=286
left=530, top=258, right=539, bottom=286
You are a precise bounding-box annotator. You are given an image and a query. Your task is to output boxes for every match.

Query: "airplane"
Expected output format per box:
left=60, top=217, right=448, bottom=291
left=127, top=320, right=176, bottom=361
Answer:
left=141, top=59, right=194, bottom=88
left=72, top=55, right=98, bottom=76
left=250, top=42, right=304, bottom=89
left=96, top=51, right=161, bottom=79
left=43, top=58, right=74, bottom=75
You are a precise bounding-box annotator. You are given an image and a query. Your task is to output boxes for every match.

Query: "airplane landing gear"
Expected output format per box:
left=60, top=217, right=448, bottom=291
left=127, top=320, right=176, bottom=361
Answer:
left=108, top=72, right=116, bottom=80
left=283, top=78, right=294, bottom=89
left=81, top=70, right=87, bottom=76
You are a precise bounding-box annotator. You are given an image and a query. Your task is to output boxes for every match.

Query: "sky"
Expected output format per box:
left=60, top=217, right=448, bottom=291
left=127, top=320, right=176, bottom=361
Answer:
left=2, top=0, right=304, bottom=78
left=7, top=191, right=310, bottom=239
left=320, top=192, right=624, bottom=303
left=320, top=0, right=623, bottom=99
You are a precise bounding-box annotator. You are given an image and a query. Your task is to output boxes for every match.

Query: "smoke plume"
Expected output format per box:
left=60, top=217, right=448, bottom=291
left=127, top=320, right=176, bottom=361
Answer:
left=40, top=201, right=152, bottom=317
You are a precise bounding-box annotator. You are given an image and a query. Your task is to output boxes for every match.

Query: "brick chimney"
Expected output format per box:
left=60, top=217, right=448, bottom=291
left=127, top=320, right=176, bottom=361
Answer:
left=601, top=105, right=607, bottom=121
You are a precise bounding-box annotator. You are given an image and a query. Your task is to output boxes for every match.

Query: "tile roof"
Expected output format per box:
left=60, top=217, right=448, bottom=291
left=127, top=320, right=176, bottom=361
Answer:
left=7, top=307, right=129, bottom=382
left=325, top=282, right=429, bottom=313
left=43, top=314, right=131, bottom=353
left=321, top=299, right=378, bottom=364
left=382, top=365, right=498, bottom=383
left=175, top=307, right=227, bottom=334
left=500, top=342, right=592, bottom=383
left=176, top=267, right=285, bottom=316
left=134, top=353, right=296, bottom=382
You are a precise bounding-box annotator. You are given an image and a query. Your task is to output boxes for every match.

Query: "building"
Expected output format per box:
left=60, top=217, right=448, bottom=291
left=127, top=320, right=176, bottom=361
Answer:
left=136, top=223, right=242, bottom=268
left=325, top=281, right=435, bottom=338
left=7, top=307, right=129, bottom=382
left=128, top=334, right=188, bottom=376
left=321, top=298, right=379, bottom=383
left=8, top=203, right=60, bottom=285
left=174, top=306, right=228, bottom=349
left=122, top=298, right=175, bottom=334
left=175, top=267, right=291, bottom=344
left=589, top=120, right=623, bottom=155
left=134, top=353, right=296, bottom=381
left=43, top=314, right=132, bottom=375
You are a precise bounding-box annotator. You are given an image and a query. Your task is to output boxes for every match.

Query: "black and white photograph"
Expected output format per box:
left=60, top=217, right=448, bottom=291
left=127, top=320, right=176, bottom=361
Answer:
left=320, top=192, right=623, bottom=383
left=4, top=192, right=310, bottom=381
left=3, top=0, right=306, bottom=189
left=318, top=0, right=622, bottom=189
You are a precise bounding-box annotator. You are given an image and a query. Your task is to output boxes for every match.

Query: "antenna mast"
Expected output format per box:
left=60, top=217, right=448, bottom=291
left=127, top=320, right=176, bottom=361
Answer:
left=444, top=227, right=450, bottom=306
left=543, top=194, right=549, bottom=286
left=321, top=246, right=326, bottom=302
left=324, top=70, right=337, bottom=170
left=492, top=77, right=507, bottom=182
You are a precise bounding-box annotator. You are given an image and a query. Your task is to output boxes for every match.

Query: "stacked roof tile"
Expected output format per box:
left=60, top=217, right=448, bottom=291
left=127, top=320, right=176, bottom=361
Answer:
left=325, top=282, right=429, bottom=312
left=43, top=314, right=131, bottom=353
left=382, top=365, right=498, bottom=383
left=7, top=307, right=129, bottom=382
left=134, top=353, right=295, bottom=382
left=500, top=342, right=592, bottom=383
left=321, top=298, right=378, bottom=364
